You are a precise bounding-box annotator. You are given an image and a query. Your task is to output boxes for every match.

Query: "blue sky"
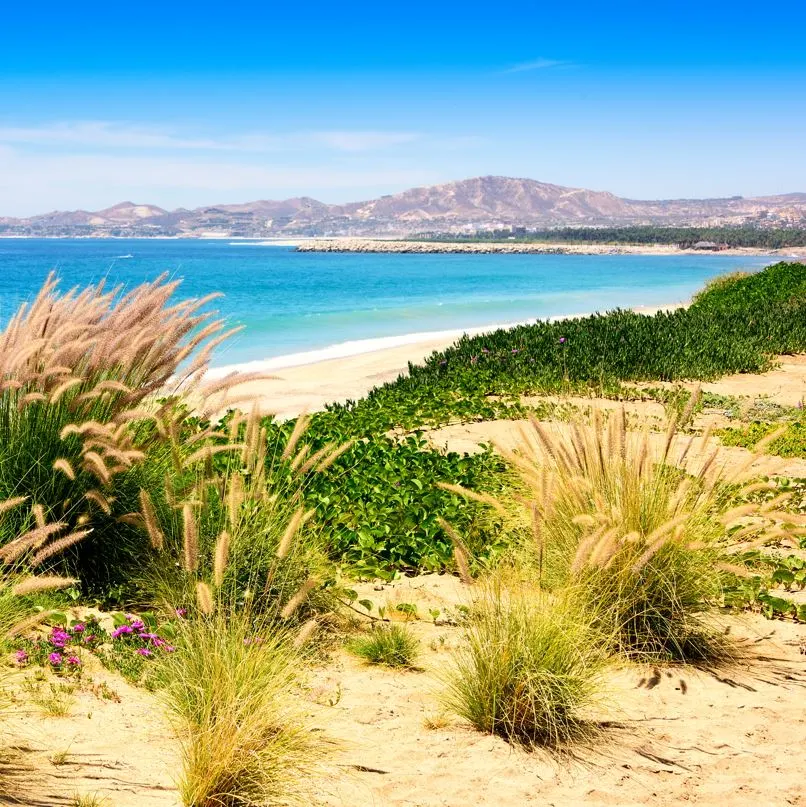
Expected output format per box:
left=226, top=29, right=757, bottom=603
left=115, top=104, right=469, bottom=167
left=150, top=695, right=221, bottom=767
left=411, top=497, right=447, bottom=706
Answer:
left=1, top=0, right=805, bottom=215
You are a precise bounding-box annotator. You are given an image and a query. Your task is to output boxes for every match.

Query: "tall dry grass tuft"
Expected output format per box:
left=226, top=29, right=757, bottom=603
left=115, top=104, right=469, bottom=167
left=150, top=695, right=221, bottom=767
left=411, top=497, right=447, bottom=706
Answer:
left=144, top=405, right=341, bottom=621
left=488, top=411, right=804, bottom=662
left=143, top=412, right=345, bottom=806
left=0, top=273, right=255, bottom=593
left=444, top=586, right=605, bottom=749
left=160, top=612, right=330, bottom=807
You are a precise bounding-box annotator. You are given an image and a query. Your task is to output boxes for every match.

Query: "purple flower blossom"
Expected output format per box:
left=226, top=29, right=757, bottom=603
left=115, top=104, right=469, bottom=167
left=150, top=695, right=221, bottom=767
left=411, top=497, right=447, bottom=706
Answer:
left=50, top=628, right=70, bottom=648
left=111, top=625, right=134, bottom=639
left=163, top=645, right=176, bottom=653
left=137, top=632, right=159, bottom=640
left=66, top=655, right=81, bottom=666
left=175, top=608, right=187, bottom=618
left=83, top=634, right=97, bottom=643
left=15, top=650, right=28, bottom=665
left=511, top=349, right=519, bottom=354
left=48, top=652, right=63, bottom=666
left=71, top=623, right=85, bottom=633
left=559, top=337, right=566, bottom=344
left=127, top=618, right=145, bottom=631
left=136, top=647, right=152, bottom=657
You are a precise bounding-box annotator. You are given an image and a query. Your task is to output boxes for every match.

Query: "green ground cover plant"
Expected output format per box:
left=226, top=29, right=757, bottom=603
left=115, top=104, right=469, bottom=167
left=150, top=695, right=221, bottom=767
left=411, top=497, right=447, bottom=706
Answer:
left=718, top=413, right=806, bottom=458
left=317, top=262, right=806, bottom=435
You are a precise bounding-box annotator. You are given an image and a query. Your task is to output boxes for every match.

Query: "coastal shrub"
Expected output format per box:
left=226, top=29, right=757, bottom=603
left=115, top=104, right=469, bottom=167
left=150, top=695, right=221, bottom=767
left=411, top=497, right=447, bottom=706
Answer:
left=444, top=589, right=604, bottom=748
left=160, top=612, right=328, bottom=807
left=486, top=409, right=804, bottom=661
left=416, top=225, right=806, bottom=250
left=0, top=273, right=239, bottom=598
left=348, top=623, right=420, bottom=668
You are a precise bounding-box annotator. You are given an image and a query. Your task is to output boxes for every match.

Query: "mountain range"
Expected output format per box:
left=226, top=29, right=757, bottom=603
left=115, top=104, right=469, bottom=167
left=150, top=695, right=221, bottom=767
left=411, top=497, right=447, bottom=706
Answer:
left=2, top=176, right=805, bottom=238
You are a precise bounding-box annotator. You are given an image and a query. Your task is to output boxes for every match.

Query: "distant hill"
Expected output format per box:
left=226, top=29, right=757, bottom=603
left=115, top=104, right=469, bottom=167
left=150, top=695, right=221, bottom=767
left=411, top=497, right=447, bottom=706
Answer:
left=1, top=176, right=804, bottom=237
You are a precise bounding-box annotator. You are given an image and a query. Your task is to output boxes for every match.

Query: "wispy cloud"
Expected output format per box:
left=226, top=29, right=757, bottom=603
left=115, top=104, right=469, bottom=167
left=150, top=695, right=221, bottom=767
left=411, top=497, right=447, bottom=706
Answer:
left=501, top=58, right=569, bottom=74
left=0, top=144, right=438, bottom=214
left=0, top=121, right=421, bottom=153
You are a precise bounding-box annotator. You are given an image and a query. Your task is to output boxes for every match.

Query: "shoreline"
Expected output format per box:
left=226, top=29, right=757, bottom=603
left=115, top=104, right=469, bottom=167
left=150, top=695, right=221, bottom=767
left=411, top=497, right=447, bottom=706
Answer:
left=214, top=301, right=686, bottom=419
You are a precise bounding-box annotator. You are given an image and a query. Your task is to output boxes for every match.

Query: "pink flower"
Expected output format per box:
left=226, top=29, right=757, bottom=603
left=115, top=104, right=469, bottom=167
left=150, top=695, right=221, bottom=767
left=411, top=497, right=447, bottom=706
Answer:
left=71, top=623, right=85, bottom=633
left=163, top=645, right=176, bottom=653
left=112, top=625, right=134, bottom=639
left=136, top=647, right=152, bottom=657
left=559, top=337, right=566, bottom=344
left=175, top=608, right=187, bottom=618
left=50, top=628, right=70, bottom=648
left=66, top=655, right=81, bottom=666
left=48, top=652, right=63, bottom=666
left=15, top=650, right=28, bottom=665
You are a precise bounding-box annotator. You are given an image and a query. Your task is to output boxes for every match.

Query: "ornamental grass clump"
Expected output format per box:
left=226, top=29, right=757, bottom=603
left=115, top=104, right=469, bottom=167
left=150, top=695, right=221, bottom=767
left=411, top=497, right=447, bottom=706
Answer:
left=141, top=407, right=347, bottom=621
left=138, top=411, right=347, bottom=805
left=444, top=588, right=605, bottom=749
left=160, top=611, right=329, bottom=807
left=0, top=273, right=252, bottom=594
left=489, top=407, right=804, bottom=662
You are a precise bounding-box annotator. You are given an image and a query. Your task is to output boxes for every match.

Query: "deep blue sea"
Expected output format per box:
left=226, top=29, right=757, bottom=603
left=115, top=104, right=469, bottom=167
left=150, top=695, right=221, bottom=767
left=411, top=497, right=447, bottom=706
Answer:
left=0, top=239, right=775, bottom=369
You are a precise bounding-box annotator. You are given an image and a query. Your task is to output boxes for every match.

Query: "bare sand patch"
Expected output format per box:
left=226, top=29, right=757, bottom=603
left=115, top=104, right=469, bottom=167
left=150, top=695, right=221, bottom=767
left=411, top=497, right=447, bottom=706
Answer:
left=1, top=658, right=179, bottom=806
left=3, top=580, right=805, bottom=807
left=625, top=354, right=806, bottom=409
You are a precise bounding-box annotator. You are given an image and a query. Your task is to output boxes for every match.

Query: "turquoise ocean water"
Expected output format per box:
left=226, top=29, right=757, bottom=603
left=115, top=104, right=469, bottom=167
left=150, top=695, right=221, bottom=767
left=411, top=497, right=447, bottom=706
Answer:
left=0, top=239, right=774, bottom=369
